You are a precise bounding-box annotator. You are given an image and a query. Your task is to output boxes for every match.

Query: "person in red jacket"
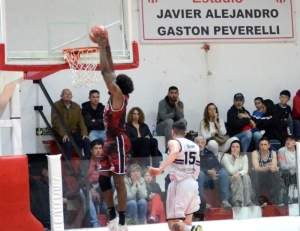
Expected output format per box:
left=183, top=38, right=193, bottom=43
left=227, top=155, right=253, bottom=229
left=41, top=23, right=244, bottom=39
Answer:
left=291, top=89, right=300, bottom=139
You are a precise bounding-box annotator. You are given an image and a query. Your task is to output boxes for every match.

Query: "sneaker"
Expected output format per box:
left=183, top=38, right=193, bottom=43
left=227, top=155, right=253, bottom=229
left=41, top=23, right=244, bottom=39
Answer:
left=276, top=202, right=284, bottom=207
left=191, top=225, right=202, bottom=231
left=221, top=200, right=232, bottom=208
left=206, top=203, right=211, bottom=209
left=118, top=225, right=128, bottom=231
left=148, top=214, right=158, bottom=224
left=258, top=196, right=269, bottom=207
left=108, top=216, right=119, bottom=231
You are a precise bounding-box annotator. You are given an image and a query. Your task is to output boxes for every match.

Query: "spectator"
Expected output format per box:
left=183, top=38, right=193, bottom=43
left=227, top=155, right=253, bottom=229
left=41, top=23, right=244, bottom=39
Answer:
left=142, top=168, right=165, bottom=223
left=227, top=93, right=262, bottom=152
left=78, top=139, right=108, bottom=227
left=115, top=164, right=147, bottom=225
left=194, top=136, right=232, bottom=208
left=278, top=135, right=297, bottom=203
left=251, top=99, right=285, bottom=147
left=221, top=140, right=255, bottom=207
left=275, top=90, right=293, bottom=135
left=291, top=90, right=300, bottom=139
left=82, top=90, right=106, bottom=142
left=200, top=103, right=238, bottom=156
left=51, top=88, right=90, bottom=160
left=251, top=137, right=284, bottom=207
left=126, top=107, right=162, bottom=168
left=156, top=86, right=187, bottom=149
left=252, top=97, right=264, bottom=118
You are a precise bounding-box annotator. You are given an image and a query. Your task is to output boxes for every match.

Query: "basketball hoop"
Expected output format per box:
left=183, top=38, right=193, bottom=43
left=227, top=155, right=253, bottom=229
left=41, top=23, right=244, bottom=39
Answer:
left=63, top=47, right=100, bottom=88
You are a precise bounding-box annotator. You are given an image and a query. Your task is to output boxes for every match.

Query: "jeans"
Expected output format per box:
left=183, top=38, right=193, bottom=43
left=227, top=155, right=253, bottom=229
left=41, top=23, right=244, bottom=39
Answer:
left=234, top=130, right=252, bottom=152
left=80, top=184, right=108, bottom=227
left=293, top=119, right=300, bottom=139
left=89, top=130, right=106, bottom=142
left=126, top=199, right=147, bottom=222
left=252, top=131, right=263, bottom=150
left=197, top=169, right=230, bottom=201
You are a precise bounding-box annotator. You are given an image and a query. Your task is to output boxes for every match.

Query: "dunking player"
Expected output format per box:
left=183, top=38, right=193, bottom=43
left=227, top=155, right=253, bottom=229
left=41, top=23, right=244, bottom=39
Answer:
left=93, top=30, right=134, bottom=231
left=150, top=121, right=202, bottom=231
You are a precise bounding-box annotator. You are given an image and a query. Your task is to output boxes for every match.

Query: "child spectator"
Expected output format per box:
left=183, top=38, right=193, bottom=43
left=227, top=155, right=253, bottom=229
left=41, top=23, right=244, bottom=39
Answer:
left=252, top=97, right=264, bottom=118
left=275, top=90, right=293, bottom=135
left=142, top=168, right=166, bottom=223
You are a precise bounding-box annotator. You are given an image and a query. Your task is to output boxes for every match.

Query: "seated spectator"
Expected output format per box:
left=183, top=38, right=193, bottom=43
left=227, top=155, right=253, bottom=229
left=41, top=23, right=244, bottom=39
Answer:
left=275, top=90, right=293, bottom=135
left=78, top=139, right=108, bottom=227
left=115, top=164, right=147, bottom=225
left=227, top=93, right=262, bottom=152
left=194, top=136, right=231, bottom=208
left=251, top=99, right=285, bottom=147
left=142, top=168, right=166, bottom=223
left=251, top=137, right=284, bottom=207
left=156, top=86, right=187, bottom=150
left=82, top=90, right=106, bottom=142
left=51, top=88, right=90, bottom=160
left=221, top=140, right=255, bottom=207
left=291, top=89, right=300, bottom=139
left=252, top=97, right=264, bottom=118
left=126, top=107, right=162, bottom=168
left=200, top=103, right=238, bottom=155
left=278, top=135, right=298, bottom=203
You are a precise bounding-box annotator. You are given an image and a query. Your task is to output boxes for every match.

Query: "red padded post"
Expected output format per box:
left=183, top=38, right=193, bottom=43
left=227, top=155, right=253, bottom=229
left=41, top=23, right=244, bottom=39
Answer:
left=0, top=155, right=44, bottom=231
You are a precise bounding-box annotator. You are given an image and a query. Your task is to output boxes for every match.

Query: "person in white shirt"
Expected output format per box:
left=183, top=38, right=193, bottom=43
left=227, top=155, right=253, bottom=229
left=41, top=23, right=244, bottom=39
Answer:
left=220, top=140, right=254, bottom=207
left=200, top=103, right=238, bottom=155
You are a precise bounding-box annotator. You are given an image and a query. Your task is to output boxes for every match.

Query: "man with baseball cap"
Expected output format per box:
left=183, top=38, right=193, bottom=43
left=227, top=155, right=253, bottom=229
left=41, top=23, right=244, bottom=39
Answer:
left=227, top=93, right=262, bottom=152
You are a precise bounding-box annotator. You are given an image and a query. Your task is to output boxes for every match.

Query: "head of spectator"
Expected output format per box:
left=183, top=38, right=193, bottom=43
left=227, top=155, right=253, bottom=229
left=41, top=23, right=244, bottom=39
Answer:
left=90, top=139, right=103, bottom=159
left=115, top=74, right=134, bottom=95
left=127, top=163, right=142, bottom=179
left=279, top=90, right=291, bottom=106
left=89, top=89, right=100, bottom=107
left=167, top=86, right=179, bottom=105
left=194, top=136, right=206, bottom=153
left=60, top=89, right=73, bottom=105
left=171, top=121, right=186, bottom=138
left=261, top=99, right=278, bottom=117
left=203, top=103, right=219, bottom=130
left=233, top=93, right=245, bottom=110
left=258, top=137, right=271, bottom=152
left=127, top=107, right=145, bottom=124
left=142, top=168, right=152, bottom=185
left=254, top=97, right=263, bottom=111
left=229, top=140, right=242, bottom=159
left=285, top=135, right=296, bottom=150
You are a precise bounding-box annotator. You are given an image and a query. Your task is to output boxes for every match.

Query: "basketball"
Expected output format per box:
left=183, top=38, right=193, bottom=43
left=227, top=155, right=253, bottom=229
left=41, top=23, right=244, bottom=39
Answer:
left=89, top=25, right=108, bottom=43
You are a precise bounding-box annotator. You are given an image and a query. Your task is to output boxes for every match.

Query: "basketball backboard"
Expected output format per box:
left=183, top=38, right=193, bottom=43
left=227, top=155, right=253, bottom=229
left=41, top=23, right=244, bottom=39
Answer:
left=0, top=0, right=138, bottom=74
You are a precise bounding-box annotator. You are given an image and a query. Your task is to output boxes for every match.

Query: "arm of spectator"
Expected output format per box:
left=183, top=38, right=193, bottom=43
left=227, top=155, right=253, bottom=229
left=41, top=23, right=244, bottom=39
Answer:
left=251, top=151, right=269, bottom=172
left=174, top=101, right=184, bottom=118
left=200, top=121, right=212, bottom=139
left=270, top=151, right=278, bottom=172
left=227, top=110, right=250, bottom=131
left=51, top=104, right=64, bottom=137
left=125, top=123, right=139, bottom=143
left=144, top=124, right=153, bottom=138
left=124, top=176, right=138, bottom=201
left=157, top=101, right=175, bottom=121
left=137, top=178, right=148, bottom=199
left=239, top=155, right=249, bottom=175
left=82, top=110, right=95, bottom=130
left=278, top=148, right=294, bottom=171
left=78, top=107, right=88, bottom=136
left=221, top=155, right=235, bottom=175
left=218, top=119, right=227, bottom=135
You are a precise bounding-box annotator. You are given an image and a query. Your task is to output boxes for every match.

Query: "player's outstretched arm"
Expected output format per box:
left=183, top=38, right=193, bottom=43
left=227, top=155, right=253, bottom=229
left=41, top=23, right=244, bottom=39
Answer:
left=149, top=140, right=180, bottom=176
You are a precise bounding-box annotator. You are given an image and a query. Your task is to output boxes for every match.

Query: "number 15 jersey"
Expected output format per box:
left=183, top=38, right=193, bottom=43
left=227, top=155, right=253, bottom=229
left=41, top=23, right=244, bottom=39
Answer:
left=169, top=137, right=200, bottom=182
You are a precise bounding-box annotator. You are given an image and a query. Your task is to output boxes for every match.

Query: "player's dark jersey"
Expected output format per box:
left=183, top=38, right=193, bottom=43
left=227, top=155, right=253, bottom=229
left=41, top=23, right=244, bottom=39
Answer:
left=104, top=94, right=129, bottom=139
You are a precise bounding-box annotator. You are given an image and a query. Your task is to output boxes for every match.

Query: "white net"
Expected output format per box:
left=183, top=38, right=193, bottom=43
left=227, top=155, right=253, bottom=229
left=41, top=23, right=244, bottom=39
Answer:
left=63, top=47, right=99, bottom=88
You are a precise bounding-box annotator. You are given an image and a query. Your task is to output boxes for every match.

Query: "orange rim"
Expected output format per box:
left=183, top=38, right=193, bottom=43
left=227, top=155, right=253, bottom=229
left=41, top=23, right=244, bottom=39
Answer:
left=63, top=46, right=100, bottom=63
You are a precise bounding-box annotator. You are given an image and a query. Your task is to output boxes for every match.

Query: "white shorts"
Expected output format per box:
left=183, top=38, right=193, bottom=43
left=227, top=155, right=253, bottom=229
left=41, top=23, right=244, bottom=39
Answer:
left=166, top=178, right=200, bottom=220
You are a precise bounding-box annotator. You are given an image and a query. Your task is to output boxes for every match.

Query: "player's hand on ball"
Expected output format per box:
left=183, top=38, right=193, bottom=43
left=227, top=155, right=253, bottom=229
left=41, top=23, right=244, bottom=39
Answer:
left=149, top=167, right=161, bottom=176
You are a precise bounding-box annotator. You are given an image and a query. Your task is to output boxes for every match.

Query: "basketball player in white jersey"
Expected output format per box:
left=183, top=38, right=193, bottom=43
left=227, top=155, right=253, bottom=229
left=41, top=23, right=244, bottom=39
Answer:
left=149, top=121, right=202, bottom=231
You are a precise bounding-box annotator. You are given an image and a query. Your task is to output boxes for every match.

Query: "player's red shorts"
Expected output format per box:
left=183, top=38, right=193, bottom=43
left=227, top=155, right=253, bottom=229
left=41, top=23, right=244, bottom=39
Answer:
left=100, top=134, right=131, bottom=174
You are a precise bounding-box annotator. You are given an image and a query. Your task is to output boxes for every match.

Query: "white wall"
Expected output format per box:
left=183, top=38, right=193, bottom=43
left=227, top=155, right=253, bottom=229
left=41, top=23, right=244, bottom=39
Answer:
left=3, top=0, right=300, bottom=154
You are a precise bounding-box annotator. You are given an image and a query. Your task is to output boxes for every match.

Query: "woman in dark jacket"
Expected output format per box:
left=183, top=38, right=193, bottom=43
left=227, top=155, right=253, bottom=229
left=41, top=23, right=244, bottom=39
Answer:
left=251, top=99, right=285, bottom=146
left=126, top=107, right=162, bottom=167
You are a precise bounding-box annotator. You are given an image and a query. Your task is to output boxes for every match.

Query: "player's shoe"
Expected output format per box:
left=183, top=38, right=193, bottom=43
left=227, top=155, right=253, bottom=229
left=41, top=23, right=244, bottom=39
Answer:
left=191, top=225, right=202, bottom=231
left=117, top=225, right=128, bottom=231
left=108, top=216, right=119, bottom=231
